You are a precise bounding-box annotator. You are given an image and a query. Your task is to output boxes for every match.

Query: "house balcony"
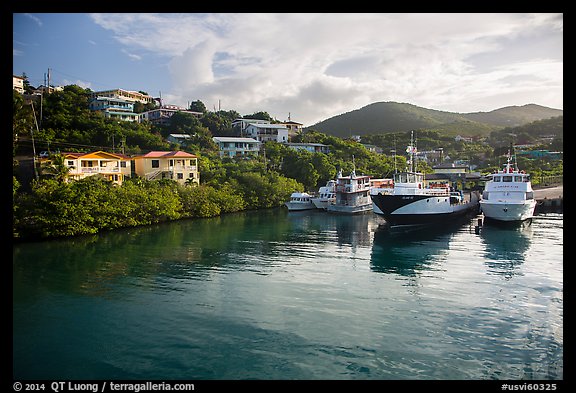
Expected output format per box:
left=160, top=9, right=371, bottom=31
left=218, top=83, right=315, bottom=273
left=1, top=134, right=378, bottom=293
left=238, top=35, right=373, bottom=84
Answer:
left=167, top=165, right=197, bottom=172
left=77, top=167, right=121, bottom=174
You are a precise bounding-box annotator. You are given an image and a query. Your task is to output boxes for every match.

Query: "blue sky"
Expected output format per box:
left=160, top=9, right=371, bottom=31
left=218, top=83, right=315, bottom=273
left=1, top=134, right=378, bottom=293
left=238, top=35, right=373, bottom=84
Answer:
left=13, top=13, right=563, bottom=126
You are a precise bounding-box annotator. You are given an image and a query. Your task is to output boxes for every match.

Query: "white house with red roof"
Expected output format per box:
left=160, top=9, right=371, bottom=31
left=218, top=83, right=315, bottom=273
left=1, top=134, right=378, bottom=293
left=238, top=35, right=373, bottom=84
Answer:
left=133, top=151, right=199, bottom=185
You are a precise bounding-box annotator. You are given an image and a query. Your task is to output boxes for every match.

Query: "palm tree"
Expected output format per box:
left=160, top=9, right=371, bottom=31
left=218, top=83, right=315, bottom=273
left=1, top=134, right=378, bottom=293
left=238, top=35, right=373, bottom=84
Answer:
left=40, top=153, right=72, bottom=182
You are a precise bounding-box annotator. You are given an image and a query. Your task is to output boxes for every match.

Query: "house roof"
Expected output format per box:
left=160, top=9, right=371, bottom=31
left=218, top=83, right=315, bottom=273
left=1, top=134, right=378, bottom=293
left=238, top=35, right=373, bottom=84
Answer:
left=286, top=142, right=328, bottom=147
left=63, top=151, right=130, bottom=160
left=247, top=123, right=287, bottom=130
left=135, top=151, right=197, bottom=159
left=212, top=137, right=260, bottom=143
left=168, top=134, right=193, bottom=139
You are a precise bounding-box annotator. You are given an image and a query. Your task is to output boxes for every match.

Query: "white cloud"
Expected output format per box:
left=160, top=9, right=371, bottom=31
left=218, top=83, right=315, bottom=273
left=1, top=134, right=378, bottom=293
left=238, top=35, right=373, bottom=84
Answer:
left=24, top=13, right=43, bottom=27
left=90, top=13, right=563, bottom=125
left=62, top=79, right=92, bottom=89
left=121, top=49, right=142, bottom=61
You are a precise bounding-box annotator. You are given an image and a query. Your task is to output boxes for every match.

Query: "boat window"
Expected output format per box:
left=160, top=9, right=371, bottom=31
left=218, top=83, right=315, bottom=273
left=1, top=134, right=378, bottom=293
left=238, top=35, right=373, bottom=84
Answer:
left=502, top=176, right=513, bottom=182
left=395, top=173, right=407, bottom=183
left=514, top=176, right=523, bottom=182
left=493, top=176, right=501, bottom=182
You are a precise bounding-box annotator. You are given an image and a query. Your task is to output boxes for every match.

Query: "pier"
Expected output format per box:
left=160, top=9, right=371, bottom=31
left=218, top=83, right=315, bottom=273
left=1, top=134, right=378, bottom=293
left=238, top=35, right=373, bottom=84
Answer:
left=534, top=185, right=563, bottom=213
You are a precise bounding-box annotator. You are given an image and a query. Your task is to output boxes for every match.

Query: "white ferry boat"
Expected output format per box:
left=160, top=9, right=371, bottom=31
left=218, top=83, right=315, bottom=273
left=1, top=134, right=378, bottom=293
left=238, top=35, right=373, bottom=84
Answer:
left=284, top=192, right=316, bottom=211
left=327, top=169, right=373, bottom=214
left=479, top=151, right=537, bottom=223
left=311, top=179, right=337, bottom=210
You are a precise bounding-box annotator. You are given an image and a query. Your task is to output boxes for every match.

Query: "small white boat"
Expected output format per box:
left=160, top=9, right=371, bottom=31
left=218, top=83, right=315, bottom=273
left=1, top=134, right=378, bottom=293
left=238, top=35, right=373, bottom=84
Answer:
left=284, top=192, right=316, bottom=211
left=311, top=179, right=336, bottom=210
left=480, top=150, right=537, bottom=223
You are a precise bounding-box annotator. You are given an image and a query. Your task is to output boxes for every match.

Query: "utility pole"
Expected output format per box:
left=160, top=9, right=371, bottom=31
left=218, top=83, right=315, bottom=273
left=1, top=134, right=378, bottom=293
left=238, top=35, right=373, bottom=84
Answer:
left=30, top=102, right=40, bottom=181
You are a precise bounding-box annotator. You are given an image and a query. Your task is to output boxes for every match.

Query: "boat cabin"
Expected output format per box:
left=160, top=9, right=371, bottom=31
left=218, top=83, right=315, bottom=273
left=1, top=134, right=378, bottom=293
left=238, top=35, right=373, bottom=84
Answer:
left=393, top=171, right=425, bottom=189
left=489, top=172, right=531, bottom=183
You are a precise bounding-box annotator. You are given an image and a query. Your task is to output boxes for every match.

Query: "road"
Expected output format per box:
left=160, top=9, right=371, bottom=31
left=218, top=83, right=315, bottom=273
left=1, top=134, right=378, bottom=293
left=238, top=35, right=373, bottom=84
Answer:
left=534, top=185, right=563, bottom=200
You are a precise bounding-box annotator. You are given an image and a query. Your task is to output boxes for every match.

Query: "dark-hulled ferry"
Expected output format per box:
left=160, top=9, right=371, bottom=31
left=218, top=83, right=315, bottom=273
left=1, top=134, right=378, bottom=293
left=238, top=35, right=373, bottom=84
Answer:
left=370, top=132, right=480, bottom=229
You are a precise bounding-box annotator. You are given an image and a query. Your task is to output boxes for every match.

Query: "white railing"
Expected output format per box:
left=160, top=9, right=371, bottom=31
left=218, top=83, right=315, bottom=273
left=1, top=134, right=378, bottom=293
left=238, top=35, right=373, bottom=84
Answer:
left=78, top=167, right=120, bottom=174
left=169, top=165, right=197, bottom=171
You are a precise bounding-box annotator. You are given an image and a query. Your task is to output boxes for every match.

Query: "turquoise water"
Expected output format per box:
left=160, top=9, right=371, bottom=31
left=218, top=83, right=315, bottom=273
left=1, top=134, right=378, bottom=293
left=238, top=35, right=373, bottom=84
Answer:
left=13, top=209, right=563, bottom=380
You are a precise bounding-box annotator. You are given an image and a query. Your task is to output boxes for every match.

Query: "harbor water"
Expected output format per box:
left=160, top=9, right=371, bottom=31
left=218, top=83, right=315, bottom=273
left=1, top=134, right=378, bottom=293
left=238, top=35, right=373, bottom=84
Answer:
left=13, top=209, right=563, bottom=380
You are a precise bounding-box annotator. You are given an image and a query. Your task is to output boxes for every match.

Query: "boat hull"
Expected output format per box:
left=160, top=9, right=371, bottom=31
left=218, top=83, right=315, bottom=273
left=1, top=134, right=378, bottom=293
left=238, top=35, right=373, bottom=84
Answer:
left=327, top=203, right=373, bottom=214
left=480, top=199, right=536, bottom=222
left=371, top=192, right=480, bottom=226
left=284, top=202, right=316, bottom=211
left=311, top=198, right=335, bottom=210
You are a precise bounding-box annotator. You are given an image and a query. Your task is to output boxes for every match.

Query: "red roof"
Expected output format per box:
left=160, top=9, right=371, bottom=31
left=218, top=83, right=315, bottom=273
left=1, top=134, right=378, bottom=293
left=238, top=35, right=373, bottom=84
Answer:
left=136, top=151, right=197, bottom=158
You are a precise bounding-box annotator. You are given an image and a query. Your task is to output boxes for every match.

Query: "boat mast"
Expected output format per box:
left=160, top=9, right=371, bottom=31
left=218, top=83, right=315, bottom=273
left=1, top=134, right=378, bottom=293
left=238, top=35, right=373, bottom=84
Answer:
left=409, top=130, right=416, bottom=173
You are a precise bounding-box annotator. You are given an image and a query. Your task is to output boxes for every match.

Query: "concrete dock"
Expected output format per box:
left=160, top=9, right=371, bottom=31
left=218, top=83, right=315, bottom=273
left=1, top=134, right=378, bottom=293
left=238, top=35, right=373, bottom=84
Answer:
left=534, top=185, right=563, bottom=213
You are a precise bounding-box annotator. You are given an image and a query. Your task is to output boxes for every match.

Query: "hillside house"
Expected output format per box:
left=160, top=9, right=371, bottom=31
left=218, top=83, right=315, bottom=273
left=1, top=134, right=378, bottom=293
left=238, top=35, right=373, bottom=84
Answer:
left=90, top=88, right=155, bottom=105
left=140, top=105, right=202, bottom=126
left=244, top=123, right=289, bottom=143
left=212, top=137, right=260, bottom=159
left=62, top=151, right=132, bottom=185
left=89, top=96, right=140, bottom=122
left=133, top=151, right=199, bottom=185
left=285, top=143, right=330, bottom=154
left=13, top=75, right=25, bottom=94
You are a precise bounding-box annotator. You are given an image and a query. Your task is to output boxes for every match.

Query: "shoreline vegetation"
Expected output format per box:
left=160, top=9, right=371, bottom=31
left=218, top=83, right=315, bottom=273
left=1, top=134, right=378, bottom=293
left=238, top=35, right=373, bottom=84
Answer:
left=12, top=168, right=301, bottom=242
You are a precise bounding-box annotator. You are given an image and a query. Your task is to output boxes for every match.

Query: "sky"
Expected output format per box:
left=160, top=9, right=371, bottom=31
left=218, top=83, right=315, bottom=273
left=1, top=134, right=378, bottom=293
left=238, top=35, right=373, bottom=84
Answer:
left=13, top=13, right=563, bottom=126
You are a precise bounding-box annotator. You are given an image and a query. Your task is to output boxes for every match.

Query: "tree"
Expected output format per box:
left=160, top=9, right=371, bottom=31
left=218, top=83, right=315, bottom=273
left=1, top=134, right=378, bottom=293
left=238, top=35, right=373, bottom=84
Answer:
left=244, top=111, right=273, bottom=122
left=13, top=91, right=35, bottom=155
left=189, top=100, right=207, bottom=113
left=39, top=153, right=72, bottom=182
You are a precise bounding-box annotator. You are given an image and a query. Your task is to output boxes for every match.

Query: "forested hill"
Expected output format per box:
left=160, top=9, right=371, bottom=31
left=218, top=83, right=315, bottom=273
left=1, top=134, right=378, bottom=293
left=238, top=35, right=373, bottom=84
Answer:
left=463, top=104, right=564, bottom=127
left=307, top=102, right=563, bottom=137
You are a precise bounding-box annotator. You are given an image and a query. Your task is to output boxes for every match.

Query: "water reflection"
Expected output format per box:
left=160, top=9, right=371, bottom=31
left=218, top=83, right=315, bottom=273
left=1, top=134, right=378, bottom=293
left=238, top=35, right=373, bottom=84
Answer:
left=478, top=221, right=533, bottom=279
left=370, top=224, right=455, bottom=276
left=285, top=210, right=375, bottom=249
left=13, top=209, right=296, bottom=299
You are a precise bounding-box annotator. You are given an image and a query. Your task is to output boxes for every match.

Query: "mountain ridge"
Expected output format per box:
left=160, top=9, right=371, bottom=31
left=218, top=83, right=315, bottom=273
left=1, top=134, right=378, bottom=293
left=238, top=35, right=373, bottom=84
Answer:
left=306, top=102, right=563, bottom=137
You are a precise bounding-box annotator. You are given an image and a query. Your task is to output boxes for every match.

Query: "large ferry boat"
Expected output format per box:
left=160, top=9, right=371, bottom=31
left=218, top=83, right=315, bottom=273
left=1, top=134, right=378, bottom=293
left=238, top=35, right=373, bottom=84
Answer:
left=479, top=151, right=537, bottom=223
left=370, top=132, right=480, bottom=228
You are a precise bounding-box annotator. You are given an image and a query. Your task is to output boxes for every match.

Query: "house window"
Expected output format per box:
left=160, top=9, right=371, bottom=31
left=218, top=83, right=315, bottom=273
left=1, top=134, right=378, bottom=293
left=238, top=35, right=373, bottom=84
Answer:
left=151, top=160, right=160, bottom=168
left=177, top=173, right=183, bottom=180
left=120, top=161, right=127, bottom=168
left=189, top=173, right=194, bottom=178
left=67, top=161, right=74, bottom=166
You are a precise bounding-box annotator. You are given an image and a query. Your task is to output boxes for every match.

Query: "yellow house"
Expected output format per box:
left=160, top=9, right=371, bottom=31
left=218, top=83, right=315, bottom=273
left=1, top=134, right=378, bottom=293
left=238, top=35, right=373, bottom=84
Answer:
left=63, top=151, right=132, bottom=185
left=133, top=151, right=199, bottom=185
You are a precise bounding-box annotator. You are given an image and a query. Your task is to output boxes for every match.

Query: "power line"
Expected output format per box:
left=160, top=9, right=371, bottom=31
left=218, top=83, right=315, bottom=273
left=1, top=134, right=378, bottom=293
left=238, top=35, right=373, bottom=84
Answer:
left=17, top=137, right=117, bottom=152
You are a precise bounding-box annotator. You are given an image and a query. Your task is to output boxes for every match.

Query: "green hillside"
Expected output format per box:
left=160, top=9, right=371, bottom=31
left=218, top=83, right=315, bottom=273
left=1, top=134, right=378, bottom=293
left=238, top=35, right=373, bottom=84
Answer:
left=463, top=104, right=564, bottom=127
left=307, top=101, right=563, bottom=137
